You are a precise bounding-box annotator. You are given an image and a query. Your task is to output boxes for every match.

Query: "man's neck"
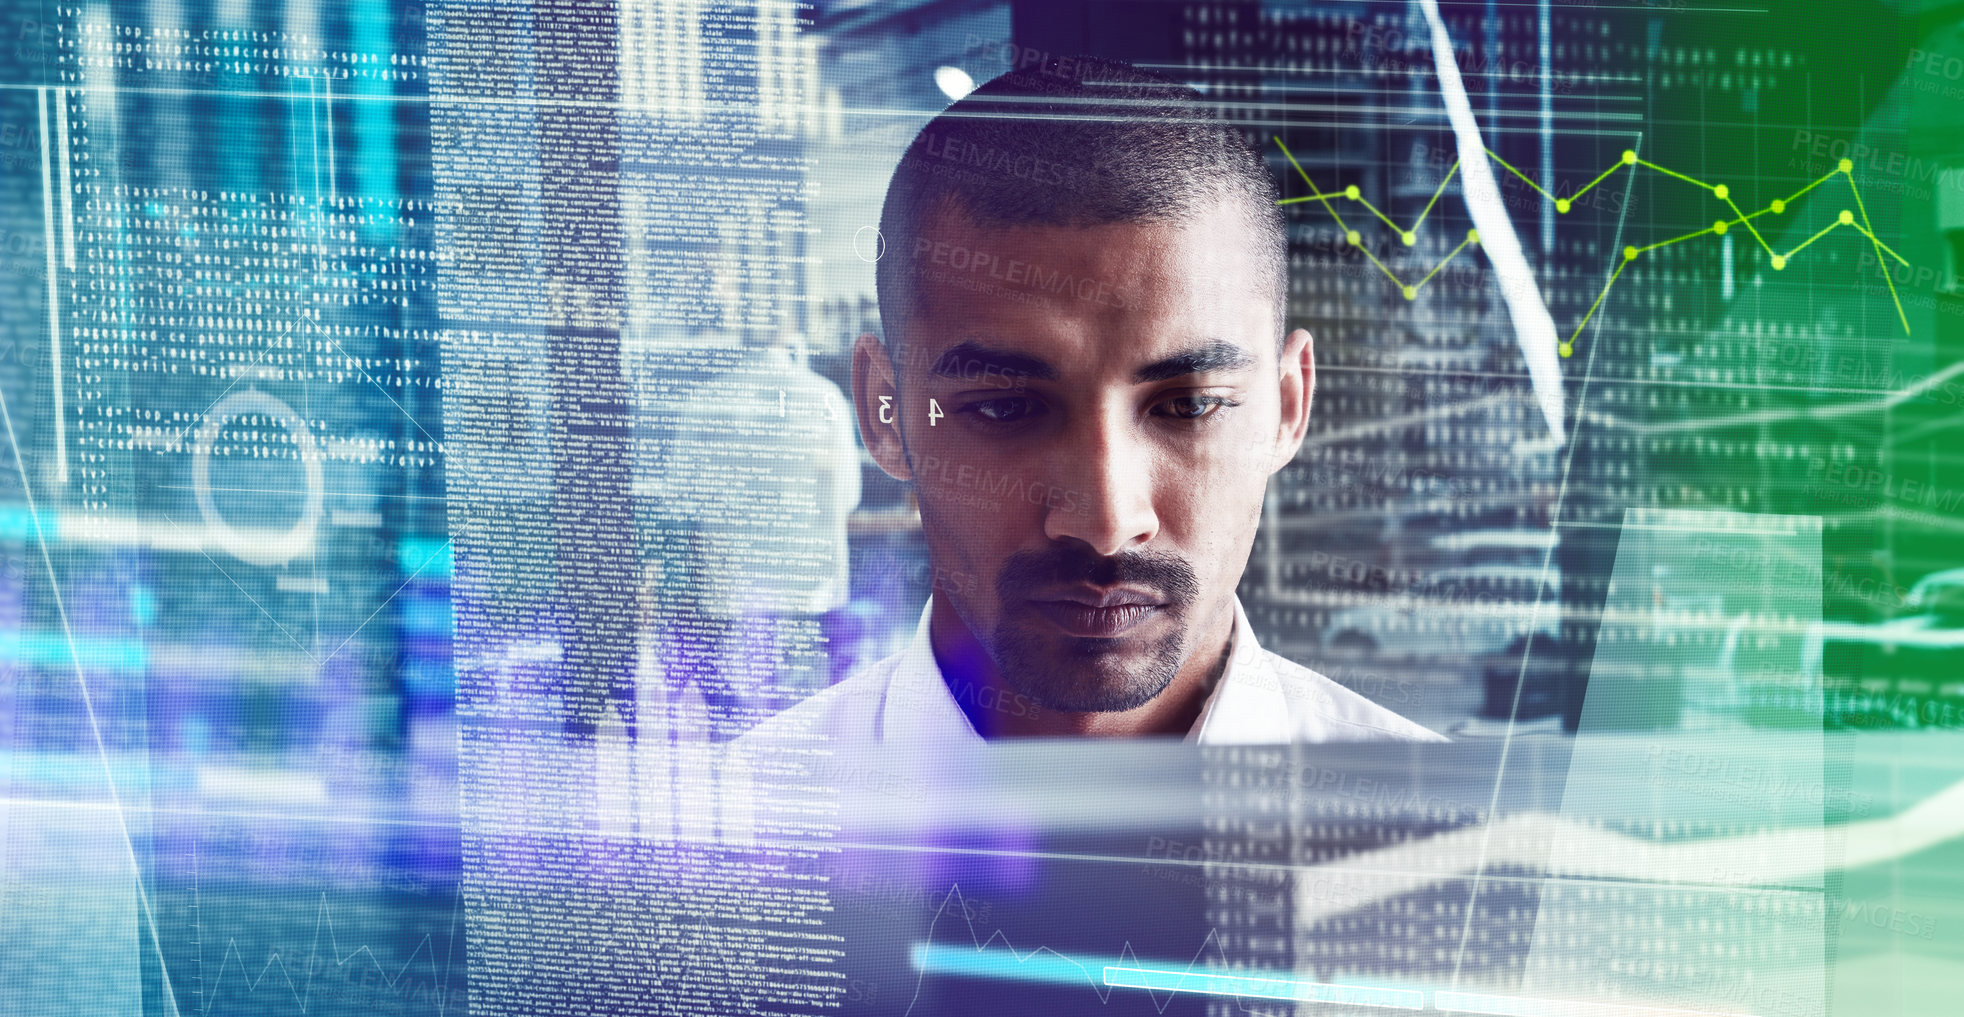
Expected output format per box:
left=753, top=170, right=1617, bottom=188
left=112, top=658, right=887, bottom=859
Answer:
left=928, top=597, right=1238, bottom=739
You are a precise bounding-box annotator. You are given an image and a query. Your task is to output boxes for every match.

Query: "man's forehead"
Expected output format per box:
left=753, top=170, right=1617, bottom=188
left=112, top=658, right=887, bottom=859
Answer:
left=893, top=200, right=1278, bottom=379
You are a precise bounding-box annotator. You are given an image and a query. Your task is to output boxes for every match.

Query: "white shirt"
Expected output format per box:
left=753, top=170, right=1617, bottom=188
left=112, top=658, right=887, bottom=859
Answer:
left=737, top=597, right=1445, bottom=747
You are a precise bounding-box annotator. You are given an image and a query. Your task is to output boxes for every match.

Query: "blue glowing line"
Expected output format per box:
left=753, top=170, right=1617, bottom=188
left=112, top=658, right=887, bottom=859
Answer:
left=0, top=504, right=55, bottom=541
left=909, top=943, right=1106, bottom=990
left=398, top=538, right=453, bottom=578
left=0, top=632, right=147, bottom=671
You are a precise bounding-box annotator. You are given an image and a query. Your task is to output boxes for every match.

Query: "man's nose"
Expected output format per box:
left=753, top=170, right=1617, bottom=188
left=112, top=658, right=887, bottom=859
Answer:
left=1042, top=413, right=1160, bottom=556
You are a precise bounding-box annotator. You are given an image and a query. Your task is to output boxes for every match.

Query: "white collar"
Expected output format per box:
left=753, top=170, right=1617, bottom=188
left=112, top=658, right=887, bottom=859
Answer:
left=877, top=597, right=1294, bottom=746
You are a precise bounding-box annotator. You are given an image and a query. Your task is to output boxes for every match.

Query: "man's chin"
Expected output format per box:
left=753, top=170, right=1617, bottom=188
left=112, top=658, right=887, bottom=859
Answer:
left=989, top=619, right=1185, bottom=714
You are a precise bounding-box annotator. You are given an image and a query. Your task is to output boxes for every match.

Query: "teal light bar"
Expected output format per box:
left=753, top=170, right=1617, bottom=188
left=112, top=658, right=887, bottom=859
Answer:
left=909, top=943, right=1107, bottom=990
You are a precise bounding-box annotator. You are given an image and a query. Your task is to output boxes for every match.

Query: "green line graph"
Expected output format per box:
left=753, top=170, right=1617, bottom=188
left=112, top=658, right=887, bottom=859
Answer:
left=1274, top=139, right=1914, bottom=357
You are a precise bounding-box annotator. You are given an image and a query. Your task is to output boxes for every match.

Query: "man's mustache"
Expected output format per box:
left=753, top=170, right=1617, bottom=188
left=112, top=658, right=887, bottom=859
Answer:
left=996, top=544, right=1200, bottom=604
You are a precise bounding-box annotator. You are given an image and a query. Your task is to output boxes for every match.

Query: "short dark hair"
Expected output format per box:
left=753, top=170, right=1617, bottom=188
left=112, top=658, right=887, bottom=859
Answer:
left=875, top=56, right=1287, bottom=361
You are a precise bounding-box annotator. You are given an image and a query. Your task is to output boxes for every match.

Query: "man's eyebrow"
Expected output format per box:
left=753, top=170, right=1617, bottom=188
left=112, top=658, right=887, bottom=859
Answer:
left=1132, top=340, right=1257, bottom=383
left=930, top=340, right=1059, bottom=382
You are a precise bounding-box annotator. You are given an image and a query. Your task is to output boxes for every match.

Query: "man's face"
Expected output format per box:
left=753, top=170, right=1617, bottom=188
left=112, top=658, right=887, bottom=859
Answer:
left=854, top=199, right=1312, bottom=714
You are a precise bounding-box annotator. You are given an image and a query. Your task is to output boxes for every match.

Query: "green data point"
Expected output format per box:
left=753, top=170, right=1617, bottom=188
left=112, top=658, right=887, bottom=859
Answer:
left=1713, top=220, right=1727, bottom=235
left=1402, top=285, right=1417, bottom=300
left=1771, top=254, right=1787, bottom=270
left=1839, top=209, right=1854, bottom=225
left=1346, top=230, right=1361, bottom=246
left=1770, top=199, right=1785, bottom=214
left=1556, top=198, right=1571, bottom=214
left=1623, top=246, right=1638, bottom=261
left=1467, top=228, right=1479, bottom=244
left=1559, top=342, right=1573, bottom=358
left=1838, top=158, right=1853, bottom=173
left=1344, top=184, right=1361, bottom=200
left=1713, top=184, right=1729, bottom=200
left=1621, top=149, right=1637, bottom=165
left=1401, top=231, right=1416, bottom=246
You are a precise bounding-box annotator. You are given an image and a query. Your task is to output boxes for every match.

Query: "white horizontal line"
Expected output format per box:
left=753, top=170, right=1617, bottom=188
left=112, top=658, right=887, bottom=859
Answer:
left=1138, top=62, right=1646, bottom=83
left=1436, top=990, right=1759, bottom=1017
left=1104, top=966, right=1424, bottom=1009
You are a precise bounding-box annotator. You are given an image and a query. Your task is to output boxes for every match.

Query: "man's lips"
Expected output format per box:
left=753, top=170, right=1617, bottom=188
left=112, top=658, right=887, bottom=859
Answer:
left=1026, top=587, right=1166, bottom=638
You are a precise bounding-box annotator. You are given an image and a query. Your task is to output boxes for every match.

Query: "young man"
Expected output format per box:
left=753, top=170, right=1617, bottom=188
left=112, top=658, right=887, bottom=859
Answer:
left=747, top=58, right=1440, bottom=746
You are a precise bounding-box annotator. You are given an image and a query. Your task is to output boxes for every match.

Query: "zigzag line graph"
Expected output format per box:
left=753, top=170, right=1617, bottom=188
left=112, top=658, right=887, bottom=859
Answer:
left=1273, top=138, right=1914, bottom=357
left=903, top=884, right=1260, bottom=1015
left=190, top=890, right=460, bottom=1016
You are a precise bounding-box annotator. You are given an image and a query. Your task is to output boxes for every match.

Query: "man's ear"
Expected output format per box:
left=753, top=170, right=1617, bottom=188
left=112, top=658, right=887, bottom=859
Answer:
left=852, top=331, right=913, bottom=482
left=1271, top=327, right=1314, bottom=474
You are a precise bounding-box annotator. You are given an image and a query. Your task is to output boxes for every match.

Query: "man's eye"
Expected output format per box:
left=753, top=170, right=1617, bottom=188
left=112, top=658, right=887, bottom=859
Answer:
left=1155, top=395, right=1235, bottom=420
left=960, top=397, right=1045, bottom=423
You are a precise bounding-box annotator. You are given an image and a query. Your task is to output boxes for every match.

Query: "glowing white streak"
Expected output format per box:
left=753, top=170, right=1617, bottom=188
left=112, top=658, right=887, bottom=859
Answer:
left=1295, top=775, right=1964, bottom=927
left=1417, top=0, right=1566, bottom=443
